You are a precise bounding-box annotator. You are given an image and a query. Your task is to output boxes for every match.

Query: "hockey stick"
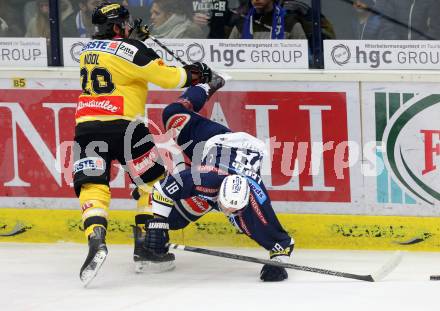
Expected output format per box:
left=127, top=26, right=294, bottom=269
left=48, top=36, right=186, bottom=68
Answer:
left=169, top=243, right=403, bottom=282
left=129, top=19, right=189, bottom=65
left=0, top=222, right=27, bottom=237
left=130, top=19, right=231, bottom=81
left=148, top=34, right=189, bottom=66
left=147, top=34, right=232, bottom=81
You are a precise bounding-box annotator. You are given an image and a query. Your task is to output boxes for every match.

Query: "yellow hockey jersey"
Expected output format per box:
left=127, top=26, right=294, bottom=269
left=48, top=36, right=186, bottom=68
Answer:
left=76, top=38, right=188, bottom=124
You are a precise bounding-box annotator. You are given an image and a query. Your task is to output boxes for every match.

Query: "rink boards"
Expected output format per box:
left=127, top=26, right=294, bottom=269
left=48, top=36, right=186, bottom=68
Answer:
left=0, top=70, right=439, bottom=251
left=1, top=208, right=439, bottom=251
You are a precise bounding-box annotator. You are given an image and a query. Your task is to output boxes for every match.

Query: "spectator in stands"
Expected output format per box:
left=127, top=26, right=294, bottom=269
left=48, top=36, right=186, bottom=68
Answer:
left=280, top=0, right=335, bottom=41
left=229, top=0, right=306, bottom=39
left=228, top=0, right=250, bottom=33
left=123, top=0, right=154, bottom=25
left=76, top=0, right=102, bottom=38
left=25, top=0, right=50, bottom=38
left=312, top=0, right=354, bottom=39
left=0, top=1, right=23, bottom=37
left=192, top=0, right=233, bottom=38
left=149, top=0, right=204, bottom=38
left=352, top=0, right=381, bottom=40
left=60, top=0, right=78, bottom=37
left=376, top=0, right=440, bottom=40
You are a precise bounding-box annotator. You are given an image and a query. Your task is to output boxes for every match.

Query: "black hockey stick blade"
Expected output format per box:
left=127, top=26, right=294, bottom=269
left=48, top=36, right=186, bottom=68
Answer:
left=168, top=244, right=403, bottom=282
left=0, top=222, right=27, bottom=237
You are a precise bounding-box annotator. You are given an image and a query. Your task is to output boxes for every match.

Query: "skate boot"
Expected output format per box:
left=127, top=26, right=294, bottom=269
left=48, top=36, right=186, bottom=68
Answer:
left=137, top=217, right=175, bottom=273
left=79, top=226, right=108, bottom=286
left=207, top=72, right=225, bottom=99
left=132, top=214, right=152, bottom=273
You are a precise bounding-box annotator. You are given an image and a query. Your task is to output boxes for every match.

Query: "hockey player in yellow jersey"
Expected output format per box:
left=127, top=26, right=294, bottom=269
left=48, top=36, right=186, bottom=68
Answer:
left=74, top=1, right=213, bottom=286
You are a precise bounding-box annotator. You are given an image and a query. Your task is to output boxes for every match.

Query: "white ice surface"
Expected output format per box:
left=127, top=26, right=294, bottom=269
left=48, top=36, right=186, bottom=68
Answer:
left=0, top=243, right=439, bottom=311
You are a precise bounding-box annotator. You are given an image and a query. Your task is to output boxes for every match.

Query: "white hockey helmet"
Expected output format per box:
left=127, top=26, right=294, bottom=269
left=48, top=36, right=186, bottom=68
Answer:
left=218, top=175, right=250, bottom=212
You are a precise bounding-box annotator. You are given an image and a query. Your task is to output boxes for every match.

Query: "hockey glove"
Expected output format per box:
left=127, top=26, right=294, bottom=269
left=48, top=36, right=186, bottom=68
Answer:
left=260, top=264, right=288, bottom=282
left=184, top=62, right=212, bottom=86
left=136, top=24, right=150, bottom=41
left=131, top=186, right=140, bottom=200
left=130, top=18, right=150, bottom=41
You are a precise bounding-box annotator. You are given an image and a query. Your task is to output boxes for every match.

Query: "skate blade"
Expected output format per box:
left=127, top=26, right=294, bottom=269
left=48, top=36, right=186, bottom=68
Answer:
left=134, top=260, right=176, bottom=274
left=80, top=249, right=108, bottom=287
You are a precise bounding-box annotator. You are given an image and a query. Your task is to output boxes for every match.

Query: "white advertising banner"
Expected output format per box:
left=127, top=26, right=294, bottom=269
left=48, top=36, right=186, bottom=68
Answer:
left=63, top=38, right=309, bottom=69
left=362, top=82, right=440, bottom=216
left=0, top=38, right=47, bottom=67
left=62, top=38, right=90, bottom=67
left=324, top=40, right=440, bottom=70
left=145, top=39, right=309, bottom=69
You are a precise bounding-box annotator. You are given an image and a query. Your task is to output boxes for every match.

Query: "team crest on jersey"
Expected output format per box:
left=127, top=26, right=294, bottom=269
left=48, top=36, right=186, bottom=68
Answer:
left=165, top=113, right=191, bottom=136
left=73, top=157, right=105, bottom=174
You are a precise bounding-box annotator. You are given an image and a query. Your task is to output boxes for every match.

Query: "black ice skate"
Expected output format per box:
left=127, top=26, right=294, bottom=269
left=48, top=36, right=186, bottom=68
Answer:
left=133, top=214, right=151, bottom=265
left=79, top=226, right=108, bottom=286
left=133, top=224, right=153, bottom=273
left=134, top=218, right=175, bottom=273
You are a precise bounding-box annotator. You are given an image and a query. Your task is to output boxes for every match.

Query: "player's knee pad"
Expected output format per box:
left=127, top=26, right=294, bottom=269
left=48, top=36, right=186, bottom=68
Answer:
left=162, top=103, right=192, bottom=132
left=79, top=183, right=111, bottom=237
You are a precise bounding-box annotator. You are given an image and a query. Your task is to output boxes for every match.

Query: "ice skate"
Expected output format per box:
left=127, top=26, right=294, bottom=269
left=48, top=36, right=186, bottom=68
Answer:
left=133, top=219, right=175, bottom=273
left=79, top=226, right=108, bottom=287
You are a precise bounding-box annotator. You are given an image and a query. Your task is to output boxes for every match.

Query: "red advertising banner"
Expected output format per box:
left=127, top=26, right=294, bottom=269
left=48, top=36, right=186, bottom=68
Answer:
left=0, top=88, right=351, bottom=204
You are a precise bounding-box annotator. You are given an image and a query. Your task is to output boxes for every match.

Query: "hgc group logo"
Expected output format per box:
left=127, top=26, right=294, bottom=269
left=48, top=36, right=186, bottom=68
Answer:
left=382, top=95, right=440, bottom=205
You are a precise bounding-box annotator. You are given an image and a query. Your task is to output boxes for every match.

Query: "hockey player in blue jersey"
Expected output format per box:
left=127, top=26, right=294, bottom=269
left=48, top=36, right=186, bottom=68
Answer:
left=134, top=74, right=294, bottom=282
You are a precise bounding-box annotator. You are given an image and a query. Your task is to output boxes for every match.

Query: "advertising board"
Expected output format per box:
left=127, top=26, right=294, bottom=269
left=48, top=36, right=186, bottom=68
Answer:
left=325, top=40, right=440, bottom=70
left=63, top=38, right=309, bottom=69
left=362, top=82, right=440, bottom=216
left=0, top=38, right=47, bottom=67
left=0, top=80, right=361, bottom=212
